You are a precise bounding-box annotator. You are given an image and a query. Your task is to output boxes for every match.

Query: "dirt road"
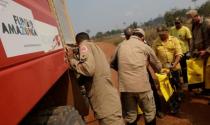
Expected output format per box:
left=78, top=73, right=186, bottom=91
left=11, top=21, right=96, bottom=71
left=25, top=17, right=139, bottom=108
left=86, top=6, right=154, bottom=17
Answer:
left=85, top=42, right=210, bottom=125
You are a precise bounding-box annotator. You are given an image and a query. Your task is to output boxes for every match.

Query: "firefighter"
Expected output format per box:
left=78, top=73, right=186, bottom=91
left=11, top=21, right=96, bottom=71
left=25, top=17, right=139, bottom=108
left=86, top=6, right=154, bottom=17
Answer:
left=111, top=28, right=162, bottom=125
left=124, top=27, right=133, bottom=40
left=152, top=25, right=183, bottom=113
left=66, top=32, right=124, bottom=125
left=186, top=9, right=210, bottom=95
left=170, top=17, right=192, bottom=85
left=111, top=28, right=133, bottom=71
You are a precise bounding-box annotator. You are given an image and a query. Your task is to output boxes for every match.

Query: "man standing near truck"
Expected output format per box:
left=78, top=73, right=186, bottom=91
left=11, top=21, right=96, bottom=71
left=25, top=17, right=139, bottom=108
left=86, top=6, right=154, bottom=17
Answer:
left=111, top=28, right=162, bottom=125
left=66, top=32, right=124, bottom=125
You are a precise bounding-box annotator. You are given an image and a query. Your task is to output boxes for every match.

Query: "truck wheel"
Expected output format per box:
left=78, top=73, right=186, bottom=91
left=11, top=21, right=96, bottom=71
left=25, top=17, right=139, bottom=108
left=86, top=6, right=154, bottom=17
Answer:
left=21, top=106, right=85, bottom=125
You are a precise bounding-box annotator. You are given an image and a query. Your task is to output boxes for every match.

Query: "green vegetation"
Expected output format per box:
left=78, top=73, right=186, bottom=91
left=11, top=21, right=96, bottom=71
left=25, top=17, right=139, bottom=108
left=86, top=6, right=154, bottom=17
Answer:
left=94, top=29, right=121, bottom=39
left=164, top=1, right=210, bottom=26
left=94, top=1, right=210, bottom=46
left=94, top=34, right=123, bottom=46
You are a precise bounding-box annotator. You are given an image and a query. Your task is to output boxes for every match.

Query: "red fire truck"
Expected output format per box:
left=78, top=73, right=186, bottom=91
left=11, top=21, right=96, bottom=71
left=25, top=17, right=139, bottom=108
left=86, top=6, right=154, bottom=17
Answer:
left=0, top=0, right=95, bottom=124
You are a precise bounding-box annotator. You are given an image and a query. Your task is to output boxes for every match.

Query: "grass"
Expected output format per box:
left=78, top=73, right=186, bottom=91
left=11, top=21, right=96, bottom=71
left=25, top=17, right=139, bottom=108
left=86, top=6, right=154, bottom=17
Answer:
left=94, top=34, right=124, bottom=46
left=94, top=27, right=159, bottom=46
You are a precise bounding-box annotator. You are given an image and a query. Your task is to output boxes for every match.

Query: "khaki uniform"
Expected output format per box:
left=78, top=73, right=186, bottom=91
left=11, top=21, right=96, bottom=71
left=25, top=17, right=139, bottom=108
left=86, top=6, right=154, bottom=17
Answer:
left=70, top=40, right=124, bottom=125
left=111, top=36, right=162, bottom=123
left=117, top=36, right=162, bottom=92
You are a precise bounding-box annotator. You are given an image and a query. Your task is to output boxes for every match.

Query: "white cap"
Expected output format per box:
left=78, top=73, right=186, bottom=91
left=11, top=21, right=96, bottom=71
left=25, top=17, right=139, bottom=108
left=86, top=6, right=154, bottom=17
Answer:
left=133, top=28, right=145, bottom=36
left=186, top=9, right=198, bottom=18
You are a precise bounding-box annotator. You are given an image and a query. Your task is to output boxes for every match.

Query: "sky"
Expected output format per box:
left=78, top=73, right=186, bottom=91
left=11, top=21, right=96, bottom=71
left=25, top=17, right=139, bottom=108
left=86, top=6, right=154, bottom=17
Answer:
left=67, top=0, right=208, bottom=36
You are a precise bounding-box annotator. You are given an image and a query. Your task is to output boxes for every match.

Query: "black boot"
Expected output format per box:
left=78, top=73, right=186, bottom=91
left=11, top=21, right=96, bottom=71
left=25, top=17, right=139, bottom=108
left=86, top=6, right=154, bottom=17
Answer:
left=145, top=118, right=156, bottom=125
left=127, top=122, right=137, bottom=125
left=156, top=111, right=165, bottom=119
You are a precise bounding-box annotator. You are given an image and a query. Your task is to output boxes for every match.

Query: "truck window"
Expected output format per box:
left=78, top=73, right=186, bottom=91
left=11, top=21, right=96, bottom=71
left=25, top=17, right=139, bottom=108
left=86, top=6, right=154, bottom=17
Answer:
left=49, top=0, right=75, bottom=44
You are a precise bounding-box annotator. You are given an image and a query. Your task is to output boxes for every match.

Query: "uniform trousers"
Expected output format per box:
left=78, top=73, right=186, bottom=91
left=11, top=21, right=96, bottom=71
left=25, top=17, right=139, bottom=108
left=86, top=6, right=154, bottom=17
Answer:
left=121, top=90, right=156, bottom=124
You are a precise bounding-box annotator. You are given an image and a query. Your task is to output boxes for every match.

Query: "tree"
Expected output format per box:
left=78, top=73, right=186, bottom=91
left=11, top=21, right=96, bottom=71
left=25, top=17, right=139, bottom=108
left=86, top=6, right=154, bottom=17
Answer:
left=128, top=21, right=138, bottom=29
left=164, top=9, right=187, bottom=27
left=198, top=1, right=210, bottom=16
left=95, top=32, right=103, bottom=38
left=164, top=11, right=174, bottom=26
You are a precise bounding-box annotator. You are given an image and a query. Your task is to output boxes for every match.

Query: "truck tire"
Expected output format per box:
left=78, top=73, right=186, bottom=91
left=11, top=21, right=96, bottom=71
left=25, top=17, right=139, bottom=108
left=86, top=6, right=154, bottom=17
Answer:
left=21, top=106, right=85, bottom=125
